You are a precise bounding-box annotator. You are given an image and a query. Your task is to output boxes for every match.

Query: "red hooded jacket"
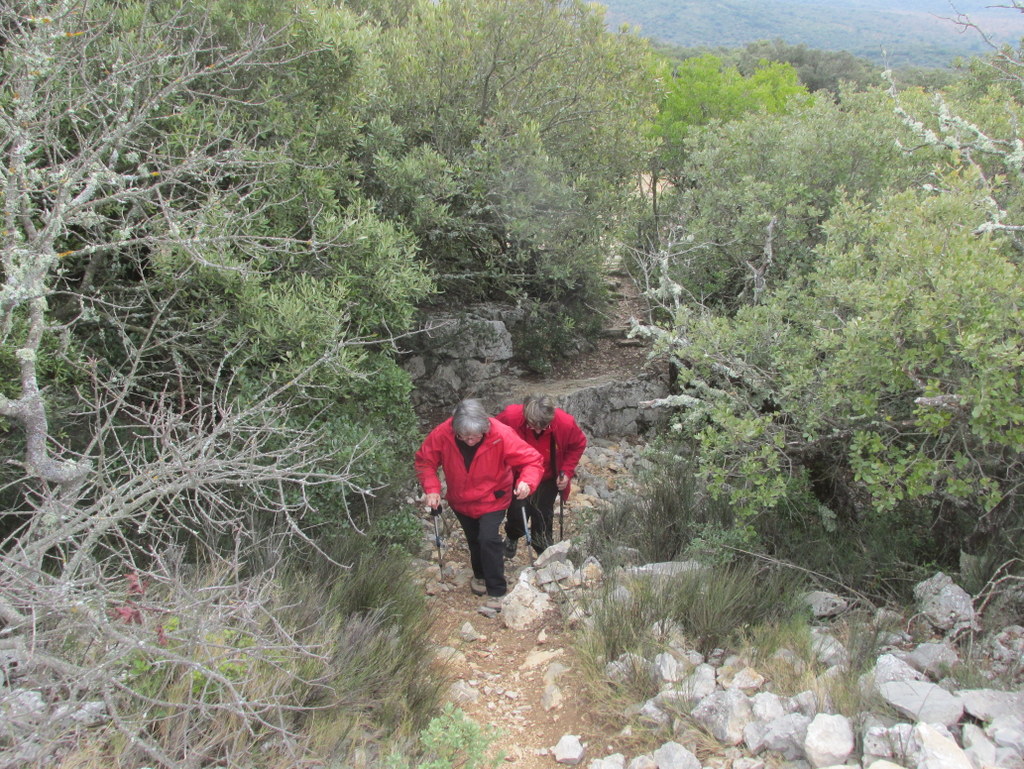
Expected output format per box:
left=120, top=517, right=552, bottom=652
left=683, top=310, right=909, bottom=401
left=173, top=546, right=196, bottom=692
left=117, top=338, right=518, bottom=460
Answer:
left=494, top=404, right=587, bottom=500
left=415, top=417, right=544, bottom=518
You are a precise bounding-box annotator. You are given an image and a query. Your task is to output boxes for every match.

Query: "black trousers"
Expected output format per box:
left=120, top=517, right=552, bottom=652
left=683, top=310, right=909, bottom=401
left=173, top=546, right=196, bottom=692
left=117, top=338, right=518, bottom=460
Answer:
left=454, top=508, right=507, bottom=597
left=504, top=477, right=558, bottom=551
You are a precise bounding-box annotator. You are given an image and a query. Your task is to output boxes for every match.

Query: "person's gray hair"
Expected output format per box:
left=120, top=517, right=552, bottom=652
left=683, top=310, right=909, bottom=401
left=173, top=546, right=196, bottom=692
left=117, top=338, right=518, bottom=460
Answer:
left=523, top=395, right=555, bottom=427
left=452, top=398, right=491, bottom=436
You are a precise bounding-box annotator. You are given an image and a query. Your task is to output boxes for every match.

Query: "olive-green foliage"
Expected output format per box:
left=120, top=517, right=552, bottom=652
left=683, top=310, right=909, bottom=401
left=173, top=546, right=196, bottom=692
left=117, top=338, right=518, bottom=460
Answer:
left=1, top=6, right=446, bottom=761
left=370, top=506, right=426, bottom=554
left=56, top=0, right=430, bottom=520
left=159, top=0, right=434, bottom=354
left=386, top=704, right=505, bottom=769
left=373, top=0, right=658, bottom=323
left=947, top=37, right=1024, bottom=106
left=653, top=86, right=937, bottom=310
left=653, top=118, right=1024, bottom=592
left=635, top=38, right=1024, bottom=594
left=733, top=40, right=883, bottom=94
left=754, top=481, right=943, bottom=601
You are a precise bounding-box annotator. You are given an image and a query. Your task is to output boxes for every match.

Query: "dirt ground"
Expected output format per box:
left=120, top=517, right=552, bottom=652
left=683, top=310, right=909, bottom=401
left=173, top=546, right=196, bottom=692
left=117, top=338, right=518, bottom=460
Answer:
left=424, top=510, right=631, bottom=768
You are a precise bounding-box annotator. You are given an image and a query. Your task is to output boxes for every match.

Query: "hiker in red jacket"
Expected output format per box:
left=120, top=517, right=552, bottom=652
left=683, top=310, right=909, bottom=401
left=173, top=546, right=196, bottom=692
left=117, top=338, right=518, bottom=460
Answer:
left=415, top=399, right=543, bottom=607
left=495, top=394, right=587, bottom=557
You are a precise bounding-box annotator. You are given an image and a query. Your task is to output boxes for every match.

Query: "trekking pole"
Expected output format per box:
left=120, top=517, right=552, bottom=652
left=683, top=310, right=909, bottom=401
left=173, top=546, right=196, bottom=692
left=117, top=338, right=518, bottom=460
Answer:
left=430, top=506, right=444, bottom=576
left=557, top=472, right=567, bottom=542
left=520, top=499, right=535, bottom=566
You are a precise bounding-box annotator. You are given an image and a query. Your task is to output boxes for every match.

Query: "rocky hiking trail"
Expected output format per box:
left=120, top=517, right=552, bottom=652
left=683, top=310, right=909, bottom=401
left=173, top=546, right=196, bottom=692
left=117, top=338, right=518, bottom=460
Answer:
left=422, top=513, right=614, bottom=768
left=420, top=438, right=654, bottom=768
left=417, top=271, right=655, bottom=767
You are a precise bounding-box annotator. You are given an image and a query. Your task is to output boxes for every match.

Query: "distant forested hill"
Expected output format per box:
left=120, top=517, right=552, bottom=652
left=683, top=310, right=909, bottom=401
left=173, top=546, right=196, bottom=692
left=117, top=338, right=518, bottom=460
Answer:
left=598, top=0, right=1024, bottom=67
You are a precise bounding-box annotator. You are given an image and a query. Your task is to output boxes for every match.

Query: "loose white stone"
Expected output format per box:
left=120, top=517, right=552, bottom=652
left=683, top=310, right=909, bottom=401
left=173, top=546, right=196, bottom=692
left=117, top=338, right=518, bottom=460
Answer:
left=878, top=681, right=964, bottom=726
left=524, top=648, right=563, bottom=669
left=900, top=642, right=959, bottom=677
left=961, top=723, right=998, bottom=767
left=587, top=754, right=625, bottom=769
left=552, top=734, right=586, bottom=765
left=750, top=691, right=786, bottom=722
left=653, top=652, right=684, bottom=684
left=761, top=713, right=812, bottom=761
left=907, top=722, right=973, bottom=769
left=958, top=688, right=1024, bottom=722
left=804, top=590, right=849, bottom=618
left=542, top=683, right=564, bottom=712
left=730, top=666, right=767, bottom=694
left=690, top=688, right=753, bottom=746
left=913, top=572, right=978, bottom=634
left=804, top=713, right=855, bottom=768
left=987, top=713, right=1024, bottom=754
left=651, top=740, right=700, bottom=769
left=459, top=621, right=481, bottom=642
left=447, top=680, right=479, bottom=705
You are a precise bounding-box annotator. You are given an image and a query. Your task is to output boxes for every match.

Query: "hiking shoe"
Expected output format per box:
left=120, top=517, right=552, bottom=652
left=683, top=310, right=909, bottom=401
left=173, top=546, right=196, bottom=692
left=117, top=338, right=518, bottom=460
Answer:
left=503, top=537, right=518, bottom=560
left=484, top=597, right=504, bottom=612
left=470, top=577, right=486, bottom=596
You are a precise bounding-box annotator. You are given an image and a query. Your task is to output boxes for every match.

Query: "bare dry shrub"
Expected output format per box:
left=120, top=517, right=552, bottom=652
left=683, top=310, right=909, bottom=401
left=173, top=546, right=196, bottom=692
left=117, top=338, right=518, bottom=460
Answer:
left=0, top=2, right=438, bottom=766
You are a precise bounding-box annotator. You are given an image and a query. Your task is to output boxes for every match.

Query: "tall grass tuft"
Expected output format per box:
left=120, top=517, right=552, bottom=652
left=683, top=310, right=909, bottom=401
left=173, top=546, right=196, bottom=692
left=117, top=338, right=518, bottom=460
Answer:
left=579, top=450, right=739, bottom=569
left=581, top=559, right=806, bottom=665
left=658, top=560, right=807, bottom=655
left=282, top=541, right=448, bottom=761
left=577, top=559, right=807, bottom=744
left=740, top=607, right=903, bottom=718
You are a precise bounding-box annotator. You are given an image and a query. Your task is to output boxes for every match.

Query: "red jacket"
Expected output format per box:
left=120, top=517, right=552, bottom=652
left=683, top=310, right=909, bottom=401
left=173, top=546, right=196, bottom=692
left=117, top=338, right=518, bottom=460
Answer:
left=415, top=417, right=544, bottom=518
left=494, top=404, right=587, bottom=499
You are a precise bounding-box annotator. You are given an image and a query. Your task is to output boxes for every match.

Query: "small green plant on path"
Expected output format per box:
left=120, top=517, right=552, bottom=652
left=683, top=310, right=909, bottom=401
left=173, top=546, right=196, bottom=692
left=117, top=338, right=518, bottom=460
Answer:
left=386, top=704, right=505, bottom=769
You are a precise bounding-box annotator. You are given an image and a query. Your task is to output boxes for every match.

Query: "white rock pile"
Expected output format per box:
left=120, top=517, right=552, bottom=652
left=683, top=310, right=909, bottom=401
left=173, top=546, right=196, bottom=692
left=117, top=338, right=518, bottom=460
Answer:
left=581, top=570, right=1024, bottom=769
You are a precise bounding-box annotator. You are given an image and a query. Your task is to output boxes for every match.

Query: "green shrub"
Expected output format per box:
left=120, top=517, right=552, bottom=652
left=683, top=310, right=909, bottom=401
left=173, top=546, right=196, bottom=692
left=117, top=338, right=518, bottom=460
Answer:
left=758, top=487, right=945, bottom=604
left=511, top=298, right=603, bottom=375
left=371, top=507, right=426, bottom=554
left=386, top=705, right=505, bottom=769
left=581, top=577, right=668, bottom=674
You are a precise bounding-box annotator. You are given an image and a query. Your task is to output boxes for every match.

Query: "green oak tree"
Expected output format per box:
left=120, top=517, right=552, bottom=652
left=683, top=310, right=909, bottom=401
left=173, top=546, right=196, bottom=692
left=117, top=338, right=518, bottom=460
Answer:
left=649, top=170, right=1022, bottom=582
left=640, top=53, right=1024, bottom=586
left=367, top=0, right=659, bottom=334
left=640, top=87, right=938, bottom=313
left=651, top=53, right=809, bottom=189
